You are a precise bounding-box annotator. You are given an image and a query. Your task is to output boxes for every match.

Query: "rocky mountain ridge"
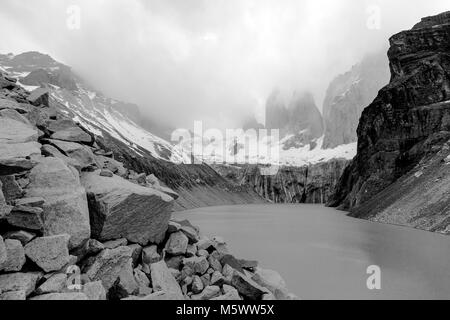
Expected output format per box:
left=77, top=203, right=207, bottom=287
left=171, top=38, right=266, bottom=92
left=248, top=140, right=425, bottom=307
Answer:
left=329, top=11, right=450, bottom=234
left=322, top=52, right=390, bottom=149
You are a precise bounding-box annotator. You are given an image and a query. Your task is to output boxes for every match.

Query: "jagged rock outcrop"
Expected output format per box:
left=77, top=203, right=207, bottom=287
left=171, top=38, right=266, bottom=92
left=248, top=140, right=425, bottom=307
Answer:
left=265, top=89, right=324, bottom=149
left=322, top=52, right=390, bottom=149
left=214, top=158, right=348, bottom=204
left=329, top=12, right=450, bottom=234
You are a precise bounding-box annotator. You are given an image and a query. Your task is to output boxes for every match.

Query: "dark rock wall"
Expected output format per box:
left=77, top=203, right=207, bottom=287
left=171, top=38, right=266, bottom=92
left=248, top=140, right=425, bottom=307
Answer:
left=329, top=12, right=450, bottom=211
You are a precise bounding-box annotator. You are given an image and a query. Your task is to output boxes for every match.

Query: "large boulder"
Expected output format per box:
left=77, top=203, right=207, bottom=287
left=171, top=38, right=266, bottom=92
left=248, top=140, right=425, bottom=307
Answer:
left=24, top=234, right=70, bottom=272
left=0, top=272, right=42, bottom=296
left=51, top=126, right=93, bottom=144
left=0, top=142, right=41, bottom=174
left=35, top=273, right=68, bottom=294
left=81, top=171, right=174, bottom=245
left=25, top=157, right=90, bottom=249
left=41, top=144, right=81, bottom=172
left=150, top=261, right=184, bottom=299
left=0, top=118, right=38, bottom=144
left=82, top=246, right=138, bottom=295
left=0, top=239, right=26, bottom=272
left=231, top=270, right=267, bottom=300
left=46, top=140, right=97, bottom=169
left=6, top=205, right=44, bottom=231
left=27, top=88, right=49, bottom=107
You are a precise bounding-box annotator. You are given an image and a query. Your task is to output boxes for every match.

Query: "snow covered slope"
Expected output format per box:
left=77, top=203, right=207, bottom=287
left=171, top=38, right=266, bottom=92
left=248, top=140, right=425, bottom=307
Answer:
left=0, top=52, right=190, bottom=164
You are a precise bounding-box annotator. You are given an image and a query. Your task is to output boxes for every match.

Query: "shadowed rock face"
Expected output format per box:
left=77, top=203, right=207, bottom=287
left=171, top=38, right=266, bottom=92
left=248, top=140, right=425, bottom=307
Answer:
left=322, top=52, right=390, bottom=149
left=330, top=12, right=450, bottom=213
left=82, top=171, right=174, bottom=245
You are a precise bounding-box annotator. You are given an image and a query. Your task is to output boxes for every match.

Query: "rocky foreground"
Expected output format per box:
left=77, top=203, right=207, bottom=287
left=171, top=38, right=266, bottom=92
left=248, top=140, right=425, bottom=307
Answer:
left=0, top=72, right=295, bottom=300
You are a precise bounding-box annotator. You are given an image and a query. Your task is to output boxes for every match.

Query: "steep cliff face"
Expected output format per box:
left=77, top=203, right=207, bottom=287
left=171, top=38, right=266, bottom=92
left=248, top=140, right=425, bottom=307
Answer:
left=329, top=12, right=450, bottom=233
left=214, top=158, right=348, bottom=204
left=322, top=52, right=390, bottom=149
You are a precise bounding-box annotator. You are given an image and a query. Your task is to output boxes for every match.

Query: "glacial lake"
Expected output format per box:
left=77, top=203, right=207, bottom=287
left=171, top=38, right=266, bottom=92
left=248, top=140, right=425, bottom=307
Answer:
left=175, top=204, right=450, bottom=300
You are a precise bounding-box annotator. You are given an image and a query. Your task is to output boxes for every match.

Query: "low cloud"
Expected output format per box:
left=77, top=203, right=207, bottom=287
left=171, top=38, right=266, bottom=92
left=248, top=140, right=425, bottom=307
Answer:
left=0, top=0, right=448, bottom=129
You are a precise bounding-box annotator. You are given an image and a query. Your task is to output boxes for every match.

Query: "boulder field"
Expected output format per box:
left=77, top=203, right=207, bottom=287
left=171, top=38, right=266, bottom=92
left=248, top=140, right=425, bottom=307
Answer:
left=0, top=71, right=296, bottom=300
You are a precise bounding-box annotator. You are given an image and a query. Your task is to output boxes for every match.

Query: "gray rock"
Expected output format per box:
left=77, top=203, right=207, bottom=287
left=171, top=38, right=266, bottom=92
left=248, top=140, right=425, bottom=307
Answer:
left=30, top=292, right=89, bottom=300
left=167, top=221, right=181, bottom=233
left=0, top=290, right=26, bottom=300
left=0, top=236, right=7, bottom=267
left=211, top=285, right=241, bottom=300
left=191, top=285, right=221, bottom=300
left=83, top=246, right=137, bottom=294
left=165, top=231, right=188, bottom=256
left=251, top=268, right=290, bottom=300
left=0, top=98, right=29, bottom=113
left=36, top=273, right=68, bottom=294
left=186, top=244, right=197, bottom=258
left=191, top=275, right=204, bottom=294
left=0, top=272, right=42, bottom=296
left=220, top=255, right=245, bottom=273
left=0, top=108, right=32, bottom=125
left=47, top=119, right=78, bottom=133
left=4, top=230, right=36, bottom=245
left=103, top=238, right=128, bottom=249
left=51, top=127, right=93, bottom=144
left=0, top=142, right=41, bottom=174
left=150, top=260, right=183, bottom=299
left=0, top=118, right=38, bottom=144
left=231, top=271, right=267, bottom=300
left=72, top=239, right=105, bottom=262
left=82, top=171, right=173, bottom=245
left=25, top=157, right=91, bottom=249
left=200, top=274, right=211, bottom=287
left=183, top=256, right=209, bottom=275
left=6, top=205, right=44, bottom=231
left=41, top=144, right=82, bottom=172
left=83, top=281, right=106, bottom=300
left=96, top=156, right=127, bottom=177
left=208, top=255, right=222, bottom=273
left=210, top=271, right=225, bottom=287
left=165, top=255, right=183, bottom=270
left=197, top=249, right=209, bottom=257
left=127, top=244, right=142, bottom=267
left=27, top=88, right=49, bottom=107
left=99, top=169, right=114, bottom=177
left=134, top=268, right=150, bottom=288
left=47, top=139, right=98, bottom=169
left=0, top=175, right=23, bottom=202
left=196, top=238, right=214, bottom=251
left=0, top=239, right=26, bottom=272
left=142, top=245, right=160, bottom=265
left=25, top=234, right=70, bottom=272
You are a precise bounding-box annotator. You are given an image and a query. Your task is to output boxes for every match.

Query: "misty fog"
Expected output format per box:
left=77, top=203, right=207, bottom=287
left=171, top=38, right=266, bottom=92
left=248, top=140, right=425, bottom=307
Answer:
left=0, top=0, right=448, bottom=130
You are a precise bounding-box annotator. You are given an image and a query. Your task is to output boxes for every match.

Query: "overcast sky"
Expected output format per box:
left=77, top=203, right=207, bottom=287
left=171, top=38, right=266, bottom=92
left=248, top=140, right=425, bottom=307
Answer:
left=0, top=0, right=448, bottom=129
